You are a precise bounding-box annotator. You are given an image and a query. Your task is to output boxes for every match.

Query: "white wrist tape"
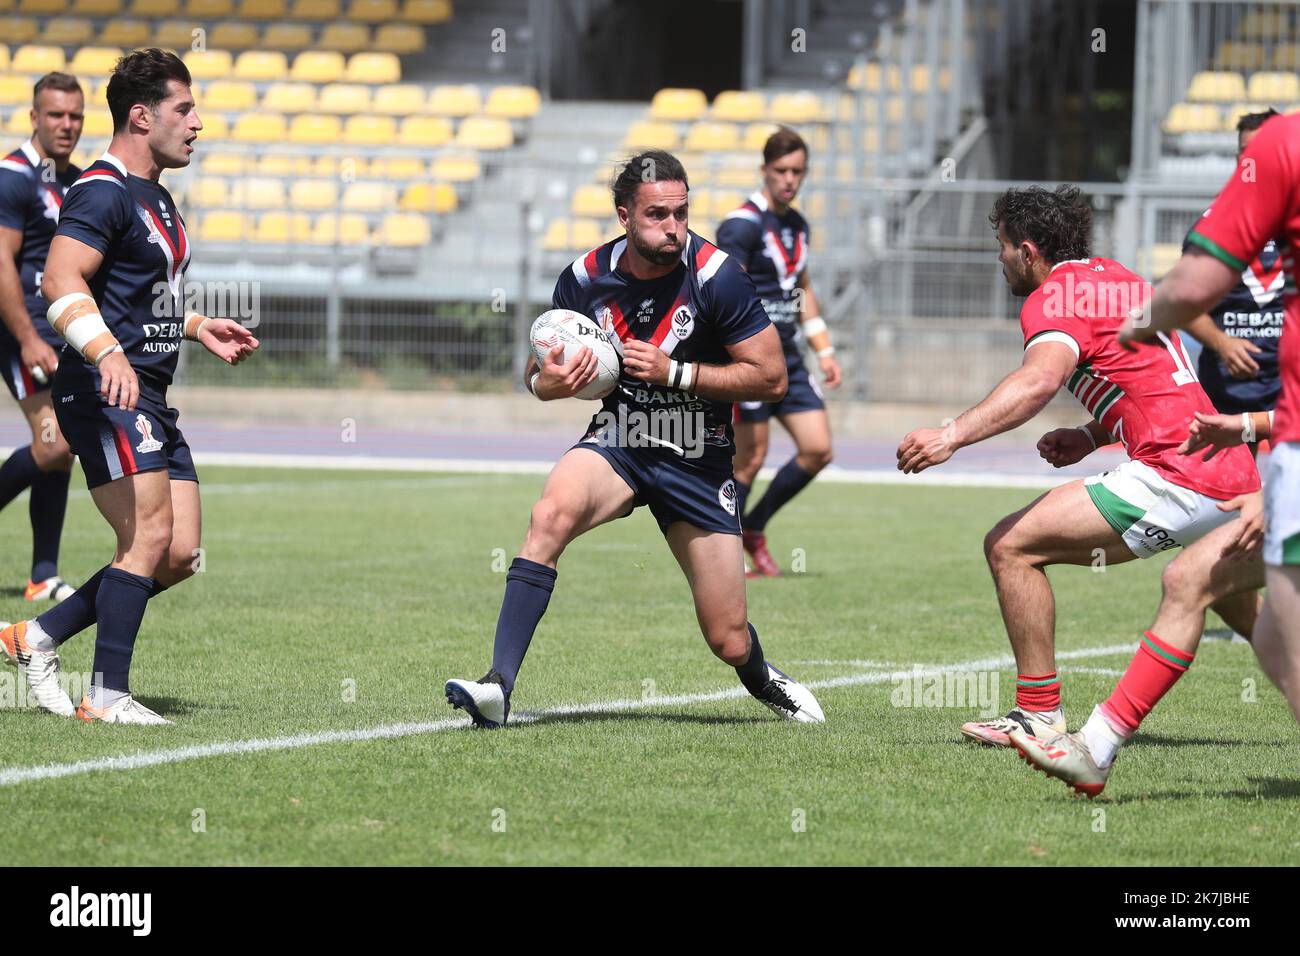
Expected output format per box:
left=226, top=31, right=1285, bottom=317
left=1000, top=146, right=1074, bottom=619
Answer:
left=817, top=346, right=836, bottom=358
left=528, top=371, right=542, bottom=398
left=802, top=316, right=827, bottom=337
left=680, top=361, right=694, bottom=391
left=1268, top=410, right=1275, bottom=429
left=1077, top=424, right=1097, bottom=450
left=47, top=292, right=119, bottom=365
left=668, top=360, right=695, bottom=391
left=183, top=311, right=211, bottom=341
left=1242, top=412, right=1256, bottom=444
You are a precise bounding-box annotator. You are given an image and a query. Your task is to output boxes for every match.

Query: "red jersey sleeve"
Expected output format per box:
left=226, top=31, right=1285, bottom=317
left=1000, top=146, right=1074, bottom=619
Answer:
left=1019, top=271, right=1095, bottom=361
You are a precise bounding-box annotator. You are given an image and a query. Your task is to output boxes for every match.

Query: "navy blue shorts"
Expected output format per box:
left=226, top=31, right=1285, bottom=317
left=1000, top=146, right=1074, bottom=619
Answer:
left=1, top=349, right=51, bottom=402
left=736, top=359, right=824, bottom=423
left=56, top=389, right=197, bottom=490
left=569, top=441, right=741, bottom=536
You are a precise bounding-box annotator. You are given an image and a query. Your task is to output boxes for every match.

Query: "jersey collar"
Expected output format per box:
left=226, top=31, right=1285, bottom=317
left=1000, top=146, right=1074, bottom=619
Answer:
left=19, top=140, right=40, bottom=167
left=99, top=150, right=129, bottom=177
left=749, top=190, right=769, bottom=212
left=1049, top=258, right=1091, bottom=273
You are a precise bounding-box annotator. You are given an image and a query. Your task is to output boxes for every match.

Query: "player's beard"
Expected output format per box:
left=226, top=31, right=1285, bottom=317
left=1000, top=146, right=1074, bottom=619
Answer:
left=629, top=221, right=683, bottom=266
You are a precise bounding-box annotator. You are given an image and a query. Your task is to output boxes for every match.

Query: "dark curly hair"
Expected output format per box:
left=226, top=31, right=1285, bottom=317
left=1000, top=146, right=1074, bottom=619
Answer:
left=611, top=149, right=688, bottom=211
left=107, top=48, right=192, bottom=134
left=988, top=185, right=1092, bottom=264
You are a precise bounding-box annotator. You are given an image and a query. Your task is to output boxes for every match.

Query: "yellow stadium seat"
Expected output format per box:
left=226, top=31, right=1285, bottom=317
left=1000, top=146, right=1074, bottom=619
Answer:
left=288, top=113, right=342, bottom=142
left=68, top=46, right=122, bottom=75
left=401, top=0, right=450, bottom=23
left=347, top=0, right=394, bottom=20
left=234, top=0, right=283, bottom=17
left=40, top=16, right=94, bottom=45
left=650, top=87, right=706, bottom=121
left=256, top=153, right=312, bottom=176
left=848, top=62, right=896, bottom=91
left=186, top=0, right=233, bottom=16
left=261, top=82, right=316, bottom=112
left=262, top=22, right=313, bottom=50
left=1213, top=41, right=1265, bottom=71
left=570, top=184, right=608, bottom=218
left=622, top=120, right=678, bottom=150
left=5, top=107, right=30, bottom=134
left=151, top=19, right=197, bottom=48
left=232, top=111, right=287, bottom=142
left=455, top=116, right=512, bottom=150
left=0, top=76, right=34, bottom=105
left=88, top=80, right=111, bottom=106
left=1187, top=71, right=1247, bottom=103
left=203, top=80, right=258, bottom=111
left=189, top=177, right=229, bottom=208
left=18, top=0, right=67, bottom=12
left=683, top=122, right=739, bottom=152
left=253, top=211, right=311, bottom=243
left=430, top=152, right=480, bottom=182
left=287, top=0, right=338, bottom=19
left=368, top=155, right=422, bottom=179
left=1148, top=243, right=1182, bottom=278
left=1223, top=103, right=1268, bottom=132
left=80, top=110, right=113, bottom=136
left=0, top=48, right=9, bottom=73
left=768, top=91, right=825, bottom=123
left=290, top=179, right=338, bottom=210
left=341, top=182, right=394, bottom=211
left=399, top=181, right=457, bottom=213
left=345, top=51, right=399, bottom=83
left=184, top=50, right=233, bottom=81
left=318, top=22, right=369, bottom=53
left=290, top=51, right=345, bottom=83
left=741, top=122, right=779, bottom=151
left=210, top=22, right=260, bottom=50
left=200, top=211, right=250, bottom=242
left=231, top=177, right=285, bottom=209
left=0, top=18, right=38, bottom=44
left=234, top=51, right=288, bottom=81
left=373, top=84, right=424, bottom=115
left=542, top=218, right=601, bottom=252
left=343, top=114, right=394, bottom=145
left=427, top=84, right=479, bottom=116
left=130, top=0, right=178, bottom=12
left=1272, top=43, right=1300, bottom=71
left=378, top=213, right=429, bottom=247
left=1247, top=72, right=1299, bottom=102
left=309, top=213, right=368, bottom=245
left=1161, top=102, right=1221, bottom=134
left=318, top=83, right=371, bottom=113
left=12, top=44, right=65, bottom=73
left=197, top=113, right=229, bottom=139
left=311, top=154, right=353, bottom=177
left=485, top=85, right=540, bottom=120
left=713, top=158, right=757, bottom=187
left=201, top=151, right=251, bottom=175
left=710, top=90, right=764, bottom=122
left=396, top=114, right=451, bottom=146
left=72, top=0, right=124, bottom=12
left=1240, top=9, right=1290, bottom=38
left=373, top=23, right=424, bottom=54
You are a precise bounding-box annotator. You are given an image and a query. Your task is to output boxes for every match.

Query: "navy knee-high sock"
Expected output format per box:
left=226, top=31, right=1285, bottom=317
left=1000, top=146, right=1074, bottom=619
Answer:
left=28, top=467, right=70, bottom=582
left=735, top=480, right=751, bottom=528
left=735, top=623, right=769, bottom=696
left=91, top=568, right=156, bottom=693
left=744, top=459, right=815, bottom=533
left=0, top=445, right=39, bottom=511
left=490, top=557, right=556, bottom=693
left=38, top=568, right=167, bottom=647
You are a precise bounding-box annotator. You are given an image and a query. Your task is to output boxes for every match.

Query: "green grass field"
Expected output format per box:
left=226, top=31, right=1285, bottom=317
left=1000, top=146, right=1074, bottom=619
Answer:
left=1, top=466, right=1296, bottom=866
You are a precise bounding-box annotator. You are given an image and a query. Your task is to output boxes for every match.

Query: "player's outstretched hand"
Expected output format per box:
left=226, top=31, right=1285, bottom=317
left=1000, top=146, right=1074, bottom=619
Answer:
left=535, top=344, right=597, bottom=400
left=1037, top=427, right=1094, bottom=468
left=1219, top=337, right=1262, bottom=380
left=98, top=350, right=138, bottom=411
left=897, top=426, right=956, bottom=474
left=199, top=318, right=260, bottom=366
left=1218, top=490, right=1265, bottom=561
left=820, top=354, right=842, bottom=390
left=622, top=339, right=669, bottom=385
left=1178, top=411, right=1247, bottom=460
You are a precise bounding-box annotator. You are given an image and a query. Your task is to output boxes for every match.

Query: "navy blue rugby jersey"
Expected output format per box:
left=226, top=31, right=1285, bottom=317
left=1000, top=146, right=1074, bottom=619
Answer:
left=50, top=152, right=191, bottom=396
left=1183, top=218, right=1285, bottom=410
left=552, top=230, right=771, bottom=460
left=715, top=190, right=809, bottom=364
left=0, top=139, right=80, bottom=351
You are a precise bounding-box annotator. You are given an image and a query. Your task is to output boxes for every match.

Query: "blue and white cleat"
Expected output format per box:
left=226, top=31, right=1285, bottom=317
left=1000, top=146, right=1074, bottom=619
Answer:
left=756, top=664, right=825, bottom=723
left=445, top=671, right=511, bottom=729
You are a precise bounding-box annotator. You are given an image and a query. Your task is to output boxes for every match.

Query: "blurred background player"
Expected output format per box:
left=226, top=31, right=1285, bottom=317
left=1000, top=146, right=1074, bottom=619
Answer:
left=0, top=73, right=85, bottom=604
left=1178, top=109, right=1283, bottom=452
left=445, top=150, right=824, bottom=728
left=897, top=185, right=1260, bottom=746
left=716, top=127, right=841, bottom=577
left=0, top=50, right=258, bottom=725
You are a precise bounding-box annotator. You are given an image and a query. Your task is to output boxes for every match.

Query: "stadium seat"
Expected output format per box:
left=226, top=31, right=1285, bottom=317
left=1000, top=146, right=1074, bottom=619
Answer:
left=235, top=0, right=283, bottom=17
left=345, top=52, right=400, bottom=83
left=713, top=156, right=758, bottom=187
left=1162, top=102, right=1221, bottom=134
left=710, top=90, right=764, bottom=122
left=427, top=84, right=480, bottom=116
left=1148, top=243, right=1182, bottom=278
left=1222, top=103, right=1268, bottom=131
left=741, top=122, right=779, bottom=151
left=768, top=91, right=825, bottom=123
left=429, top=152, right=480, bottom=182
left=261, top=81, right=317, bottom=112
left=186, top=0, right=233, bottom=16
left=201, top=151, right=250, bottom=175
left=683, top=121, right=739, bottom=152
left=377, top=213, right=429, bottom=247
left=288, top=113, right=342, bottom=143
left=372, top=23, right=424, bottom=54
left=189, top=177, right=229, bottom=208
left=570, top=184, right=609, bottom=218
left=848, top=62, right=900, bottom=91
left=152, top=19, right=198, bottom=48
left=312, top=154, right=362, bottom=177
left=12, top=44, right=65, bottom=74
left=1272, top=43, right=1300, bottom=71
left=368, top=155, right=423, bottom=179
left=80, top=110, right=113, bottom=136
left=622, top=120, right=678, bottom=150
left=198, top=113, right=229, bottom=139
left=231, top=177, right=286, bottom=209
left=318, top=82, right=371, bottom=113
left=289, top=179, right=337, bottom=210
left=1212, top=41, right=1265, bottom=71
left=396, top=114, right=451, bottom=146
left=1239, top=9, right=1290, bottom=38
left=400, top=0, right=450, bottom=23
left=199, top=210, right=250, bottom=242
left=542, top=218, right=602, bottom=252
left=649, top=88, right=707, bottom=122
left=0, top=47, right=9, bottom=73
left=18, top=0, right=66, bottom=11
left=210, top=21, right=260, bottom=50
left=232, top=111, right=287, bottom=142
left=342, top=182, right=395, bottom=211
left=318, top=22, right=370, bottom=53
left=71, top=0, right=124, bottom=11
left=40, top=16, right=94, bottom=45
left=234, top=51, right=289, bottom=81
left=203, top=80, right=258, bottom=111
left=455, top=116, right=512, bottom=150
left=484, top=85, right=540, bottom=120
left=1186, top=71, right=1247, bottom=103
left=69, top=47, right=123, bottom=75
left=129, top=0, right=179, bottom=13
left=373, top=84, right=424, bottom=115
left=256, top=153, right=312, bottom=176
left=343, top=114, right=394, bottom=145
left=1246, top=72, right=1299, bottom=103
left=290, top=51, right=345, bottom=83
left=399, top=181, right=457, bottom=213
left=287, top=0, right=338, bottom=18
left=347, top=0, right=395, bottom=20
left=308, top=213, right=368, bottom=245
left=184, top=50, right=234, bottom=81
left=262, top=22, right=313, bottom=50
left=253, top=211, right=311, bottom=243
left=0, top=18, right=38, bottom=44
left=4, top=107, right=29, bottom=134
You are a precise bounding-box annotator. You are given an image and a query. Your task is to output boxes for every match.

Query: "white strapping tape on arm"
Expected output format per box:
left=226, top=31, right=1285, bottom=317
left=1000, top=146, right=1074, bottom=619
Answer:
left=46, top=292, right=119, bottom=365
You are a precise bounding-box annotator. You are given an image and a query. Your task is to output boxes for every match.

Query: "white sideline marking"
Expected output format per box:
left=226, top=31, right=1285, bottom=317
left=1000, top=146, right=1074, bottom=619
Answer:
left=0, top=642, right=1137, bottom=787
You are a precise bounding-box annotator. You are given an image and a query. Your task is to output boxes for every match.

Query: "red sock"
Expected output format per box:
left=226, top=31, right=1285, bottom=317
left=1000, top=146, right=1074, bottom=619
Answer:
left=1099, top=631, right=1194, bottom=736
left=1016, top=672, right=1060, bottom=712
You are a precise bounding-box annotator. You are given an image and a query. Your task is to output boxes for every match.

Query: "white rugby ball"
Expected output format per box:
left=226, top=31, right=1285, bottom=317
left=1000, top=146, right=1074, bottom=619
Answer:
left=529, top=308, right=622, bottom=400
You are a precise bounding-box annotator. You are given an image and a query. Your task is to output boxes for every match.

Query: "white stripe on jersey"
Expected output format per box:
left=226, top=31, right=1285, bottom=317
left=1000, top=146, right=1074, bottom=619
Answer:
left=696, top=244, right=728, bottom=286
left=721, top=207, right=761, bottom=224
left=0, top=159, right=31, bottom=176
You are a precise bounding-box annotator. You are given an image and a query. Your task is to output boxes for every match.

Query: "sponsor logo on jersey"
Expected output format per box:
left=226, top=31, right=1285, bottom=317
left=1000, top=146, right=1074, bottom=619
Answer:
left=635, top=297, right=657, bottom=323
left=718, top=479, right=738, bottom=515
left=134, top=414, right=163, bottom=454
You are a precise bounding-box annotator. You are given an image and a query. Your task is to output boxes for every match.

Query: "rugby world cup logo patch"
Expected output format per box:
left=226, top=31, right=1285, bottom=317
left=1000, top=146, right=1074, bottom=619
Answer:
left=134, top=414, right=163, bottom=454
left=671, top=305, right=695, bottom=340
left=718, top=479, right=738, bottom=516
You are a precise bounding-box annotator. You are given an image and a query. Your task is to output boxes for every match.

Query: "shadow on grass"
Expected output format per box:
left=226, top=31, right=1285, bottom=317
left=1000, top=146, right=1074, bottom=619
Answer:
left=1109, top=777, right=1300, bottom=805
left=521, top=710, right=769, bottom=728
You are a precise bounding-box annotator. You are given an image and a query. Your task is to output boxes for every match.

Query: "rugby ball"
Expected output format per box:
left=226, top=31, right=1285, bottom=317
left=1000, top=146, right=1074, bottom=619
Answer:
left=529, top=308, right=622, bottom=400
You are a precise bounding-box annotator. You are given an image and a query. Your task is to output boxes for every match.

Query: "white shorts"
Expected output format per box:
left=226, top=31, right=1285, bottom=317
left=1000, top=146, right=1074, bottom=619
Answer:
left=1264, top=441, right=1300, bottom=567
left=1084, top=459, right=1238, bottom=559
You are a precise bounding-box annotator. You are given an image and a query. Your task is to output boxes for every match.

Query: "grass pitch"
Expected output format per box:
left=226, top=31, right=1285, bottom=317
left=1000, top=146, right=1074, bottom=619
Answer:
left=0, top=466, right=1296, bottom=865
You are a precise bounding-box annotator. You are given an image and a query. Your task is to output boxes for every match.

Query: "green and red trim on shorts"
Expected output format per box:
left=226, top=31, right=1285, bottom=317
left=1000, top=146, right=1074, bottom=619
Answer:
left=1085, top=481, right=1146, bottom=537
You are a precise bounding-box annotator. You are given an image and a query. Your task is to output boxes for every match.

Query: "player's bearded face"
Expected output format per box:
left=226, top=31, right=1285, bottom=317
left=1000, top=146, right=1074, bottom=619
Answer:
left=33, top=89, right=83, bottom=161
left=996, top=223, right=1035, bottom=296
left=625, top=181, right=688, bottom=266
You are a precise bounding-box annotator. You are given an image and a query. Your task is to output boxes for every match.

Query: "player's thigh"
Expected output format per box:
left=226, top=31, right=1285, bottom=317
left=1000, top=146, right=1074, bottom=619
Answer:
left=1164, top=517, right=1266, bottom=603
left=986, top=479, right=1135, bottom=567
left=664, top=521, right=747, bottom=632
left=1263, top=565, right=1300, bottom=640
left=535, top=446, right=637, bottom=537
left=168, top=478, right=202, bottom=558
left=777, top=407, right=832, bottom=457
left=89, top=469, right=175, bottom=556
left=733, top=418, right=768, bottom=469
left=17, top=390, right=71, bottom=462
